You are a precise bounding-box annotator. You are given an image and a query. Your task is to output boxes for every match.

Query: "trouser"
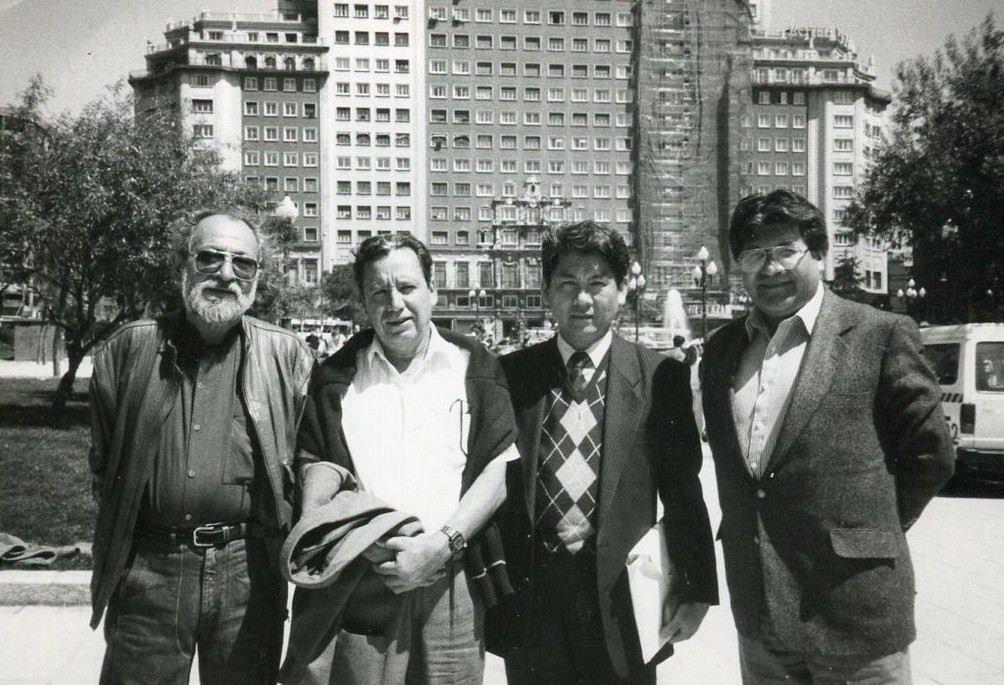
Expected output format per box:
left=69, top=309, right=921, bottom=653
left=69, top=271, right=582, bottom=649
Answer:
left=504, top=551, right=655, bottom=685
left=738, top=615, right=912, bottom=685
left=100, top=536, right=286, bottom=685
left=330, top=560, right=485, bottom=685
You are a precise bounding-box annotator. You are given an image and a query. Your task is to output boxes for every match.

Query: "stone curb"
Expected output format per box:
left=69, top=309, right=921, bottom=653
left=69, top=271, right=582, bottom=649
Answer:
left=0, top=570, right=90, bottom=606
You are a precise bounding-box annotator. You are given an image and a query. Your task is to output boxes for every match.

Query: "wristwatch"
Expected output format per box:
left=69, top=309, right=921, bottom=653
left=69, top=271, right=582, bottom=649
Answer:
left=439, top=525, right=466, bottom=554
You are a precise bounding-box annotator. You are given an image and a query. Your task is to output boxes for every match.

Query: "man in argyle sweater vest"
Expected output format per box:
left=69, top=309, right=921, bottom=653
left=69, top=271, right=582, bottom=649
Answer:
left=536, top=353, right=606, bottom=555
left=487, top=221, right=718, bottom=685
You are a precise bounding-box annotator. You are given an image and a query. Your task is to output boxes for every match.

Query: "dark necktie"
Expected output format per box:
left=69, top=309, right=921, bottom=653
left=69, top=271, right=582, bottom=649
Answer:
left=566, top=351, right=593, bottom=401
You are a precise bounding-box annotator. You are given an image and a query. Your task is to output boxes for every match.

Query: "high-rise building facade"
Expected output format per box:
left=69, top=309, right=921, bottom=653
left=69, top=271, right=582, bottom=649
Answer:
left=129, top=0, right=891, bottom=329
left=314, top=0, right=426, bottom=265
left=747, top=26, right=890, bottom=294
left=420, top=1, right=640, bottom=331
left=635, top=0, right=752, bottom=307
left=130, top=8, right=329, bottom=285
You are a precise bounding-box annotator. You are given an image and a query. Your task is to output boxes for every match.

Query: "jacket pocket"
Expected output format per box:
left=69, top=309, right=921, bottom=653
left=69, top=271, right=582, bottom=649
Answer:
left=829, top=528, right=899, bottom=559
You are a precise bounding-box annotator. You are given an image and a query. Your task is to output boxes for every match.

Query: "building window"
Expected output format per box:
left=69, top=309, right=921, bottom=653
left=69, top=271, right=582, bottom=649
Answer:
left=192, top=99, right=213, bottom=113
left=833, top=162, right=854, bottom=176
left=244, top=102, right=259, bottom=117
left=193, top=124, right=213, bottom=138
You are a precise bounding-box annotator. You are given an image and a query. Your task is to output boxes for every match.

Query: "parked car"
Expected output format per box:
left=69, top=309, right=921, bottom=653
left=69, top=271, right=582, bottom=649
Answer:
left=921, top=323, right=1004, bottom=477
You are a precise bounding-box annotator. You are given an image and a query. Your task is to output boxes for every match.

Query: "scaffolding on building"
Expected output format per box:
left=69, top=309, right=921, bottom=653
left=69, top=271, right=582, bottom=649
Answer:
left=635, top=0, right=753, bottom=299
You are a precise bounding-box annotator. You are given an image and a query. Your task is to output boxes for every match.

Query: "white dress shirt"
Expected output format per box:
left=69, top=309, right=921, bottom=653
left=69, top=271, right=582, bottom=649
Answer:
left=341, top=328, right=516, bottom=531
left=556, top=330, right=614, bottom=382
left=732, top=283, right=824, bottom=479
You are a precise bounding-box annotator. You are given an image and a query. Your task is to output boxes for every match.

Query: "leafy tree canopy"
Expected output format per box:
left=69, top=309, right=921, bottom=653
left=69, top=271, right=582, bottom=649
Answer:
left=320, top=264, right=366, bottom=325
left=0, top=75, right=271, bottom=405
left=846, top=15, right=1004, bottom=322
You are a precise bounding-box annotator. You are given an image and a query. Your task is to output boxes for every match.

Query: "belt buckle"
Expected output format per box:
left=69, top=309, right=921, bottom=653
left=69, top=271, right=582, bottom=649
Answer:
left=192, top=524, right=220, bottom=548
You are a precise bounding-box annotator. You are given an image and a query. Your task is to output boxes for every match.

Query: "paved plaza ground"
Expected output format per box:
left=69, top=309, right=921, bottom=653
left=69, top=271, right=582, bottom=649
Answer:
left=1, top=358, right=1002, bottom=683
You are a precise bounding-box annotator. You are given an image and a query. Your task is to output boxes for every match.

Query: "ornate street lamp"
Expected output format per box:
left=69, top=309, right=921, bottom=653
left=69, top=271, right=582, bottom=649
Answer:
left=468, top=285, right=486, bottom=337
left=897, top=278, right=925, bottom=320
left=627, top=261, right=646, bottom=343
left=691, top=246, right=718, bottom=339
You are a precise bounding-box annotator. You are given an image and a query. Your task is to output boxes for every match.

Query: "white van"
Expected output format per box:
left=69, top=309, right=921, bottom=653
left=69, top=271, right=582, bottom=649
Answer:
left=920, top=323, right=1004, bottom=476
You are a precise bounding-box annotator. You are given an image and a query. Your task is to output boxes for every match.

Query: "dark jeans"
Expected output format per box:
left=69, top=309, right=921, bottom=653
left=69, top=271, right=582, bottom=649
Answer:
left=504, top=551, right=655, bottom=685
left=100, top=536, right=286, bottom=685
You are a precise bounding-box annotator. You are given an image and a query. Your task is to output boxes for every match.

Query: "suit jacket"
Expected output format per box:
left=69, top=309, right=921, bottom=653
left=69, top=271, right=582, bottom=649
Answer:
left=702, top=290, right=955, bottom=657
left=486, top=334, right=718, bottom=677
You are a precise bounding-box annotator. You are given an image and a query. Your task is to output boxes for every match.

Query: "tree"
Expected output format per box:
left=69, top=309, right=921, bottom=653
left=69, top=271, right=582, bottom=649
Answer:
left=0, top=76, right=267, bottom=408
left=846, top=15, right=1004, bottom=323
left=831, top=254, right=866, bottom=301
left=320, top=265, right=367, bottom=326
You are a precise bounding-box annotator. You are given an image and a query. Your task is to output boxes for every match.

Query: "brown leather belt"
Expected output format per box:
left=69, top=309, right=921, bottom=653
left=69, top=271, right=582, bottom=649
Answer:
left=137, top=522, right=272, bottom=548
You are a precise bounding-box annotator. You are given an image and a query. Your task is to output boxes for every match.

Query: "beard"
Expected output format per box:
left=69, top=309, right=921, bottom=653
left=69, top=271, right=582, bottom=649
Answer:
left=183, top=271, right=257, bottom=325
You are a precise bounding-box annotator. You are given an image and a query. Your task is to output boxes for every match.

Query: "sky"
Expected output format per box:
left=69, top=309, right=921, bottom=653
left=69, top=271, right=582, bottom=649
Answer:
left=0, top=0, right=999, bottom=115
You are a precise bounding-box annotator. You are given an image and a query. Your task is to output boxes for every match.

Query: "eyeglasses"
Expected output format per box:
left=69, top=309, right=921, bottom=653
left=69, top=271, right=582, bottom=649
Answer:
left=736, top=245, right=808, bottom=274
left=192, top=249, right=260, bottom=281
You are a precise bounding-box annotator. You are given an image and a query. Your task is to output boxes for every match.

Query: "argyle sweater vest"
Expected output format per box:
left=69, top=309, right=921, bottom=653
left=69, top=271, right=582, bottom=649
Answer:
left=535, top=357, right=608, bottom=554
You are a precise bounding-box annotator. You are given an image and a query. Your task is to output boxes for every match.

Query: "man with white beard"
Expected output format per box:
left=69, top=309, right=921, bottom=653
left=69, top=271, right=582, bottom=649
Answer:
left=88, top=211, right=316, bottom=685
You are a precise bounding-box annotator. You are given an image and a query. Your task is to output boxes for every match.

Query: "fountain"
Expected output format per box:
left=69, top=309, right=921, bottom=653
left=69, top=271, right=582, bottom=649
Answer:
left=662, top=289, right=692, bottom=343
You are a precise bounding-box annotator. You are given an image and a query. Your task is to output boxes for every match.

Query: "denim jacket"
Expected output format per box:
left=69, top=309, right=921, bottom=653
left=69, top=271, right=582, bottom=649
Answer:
left=88, top=312, right=315, bottom=628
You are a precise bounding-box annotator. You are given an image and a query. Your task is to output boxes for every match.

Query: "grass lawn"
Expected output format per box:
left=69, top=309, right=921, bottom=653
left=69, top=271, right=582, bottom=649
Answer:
left=0, top=377, right=95, bottom=569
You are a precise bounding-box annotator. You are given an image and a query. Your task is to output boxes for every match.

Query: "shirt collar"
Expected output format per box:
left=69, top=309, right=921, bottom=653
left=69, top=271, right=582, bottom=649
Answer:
left=365, top=325, right=450, bottom=374
left=746, top=281, right=825, bottom=341
left=556, top=329, right=613, bottom=367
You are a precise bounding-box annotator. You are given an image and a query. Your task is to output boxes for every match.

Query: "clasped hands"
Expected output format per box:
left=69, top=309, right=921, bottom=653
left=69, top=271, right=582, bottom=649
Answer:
left=365, top=533, right=453, bottom=594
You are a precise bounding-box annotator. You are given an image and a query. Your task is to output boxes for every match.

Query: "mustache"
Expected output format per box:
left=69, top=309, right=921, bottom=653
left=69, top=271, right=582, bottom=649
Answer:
left=193, top=280, right=243, bottom=298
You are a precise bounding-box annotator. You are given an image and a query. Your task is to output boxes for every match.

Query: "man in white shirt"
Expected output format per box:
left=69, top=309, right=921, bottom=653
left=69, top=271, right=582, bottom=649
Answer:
left=290, top=234, right=519, bottom=685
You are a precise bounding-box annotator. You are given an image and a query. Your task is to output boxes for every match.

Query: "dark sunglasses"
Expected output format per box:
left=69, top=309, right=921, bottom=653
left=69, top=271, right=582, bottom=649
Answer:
left=192, top=249, right=259, bottom=281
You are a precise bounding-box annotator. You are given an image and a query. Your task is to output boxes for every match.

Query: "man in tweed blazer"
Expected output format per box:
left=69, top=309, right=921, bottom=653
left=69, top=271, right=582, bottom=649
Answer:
left=702, top=190, right=955, bottom=684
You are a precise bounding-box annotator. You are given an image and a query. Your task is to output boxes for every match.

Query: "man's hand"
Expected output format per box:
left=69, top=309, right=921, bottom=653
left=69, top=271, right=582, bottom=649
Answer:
left=662, top=600, right=710, bottom=644
left=360, top=538, right=396, bottom=564
left=373, top=533, right=452, bottom=594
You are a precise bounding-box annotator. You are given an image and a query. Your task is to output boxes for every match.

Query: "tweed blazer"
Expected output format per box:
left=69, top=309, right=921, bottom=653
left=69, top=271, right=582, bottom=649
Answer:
left=702, top=291, right=955, bottom=656
left=486, top=334, right=718, bottom=677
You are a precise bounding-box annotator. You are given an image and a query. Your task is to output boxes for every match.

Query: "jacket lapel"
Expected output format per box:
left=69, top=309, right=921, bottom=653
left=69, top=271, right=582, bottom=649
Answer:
left=705, top=321, right=750, bottom=473
left=519, top=338, right=563, bottom=520
left=597, top=335, right=645, bottom=521
left=765, top=291, right=848, bottom=471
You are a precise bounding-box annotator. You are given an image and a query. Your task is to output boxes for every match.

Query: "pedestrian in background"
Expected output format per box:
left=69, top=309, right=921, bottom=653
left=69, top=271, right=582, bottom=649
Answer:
left=701, top=190, right=955, bottom=684
left=664, top=334, right=687, bottom=362
left=88, top=211, right=315, bottom=684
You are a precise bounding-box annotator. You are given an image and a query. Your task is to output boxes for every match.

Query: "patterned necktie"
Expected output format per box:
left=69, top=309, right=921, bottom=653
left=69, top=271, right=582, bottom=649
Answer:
left=566, top=351, right=593, bottom=401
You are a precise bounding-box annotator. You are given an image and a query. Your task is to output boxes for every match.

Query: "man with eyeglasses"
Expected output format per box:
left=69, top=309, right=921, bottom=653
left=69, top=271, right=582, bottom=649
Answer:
left=88, top=211, right=315, bottom=684
left=700, top=190, right=954, bottom=684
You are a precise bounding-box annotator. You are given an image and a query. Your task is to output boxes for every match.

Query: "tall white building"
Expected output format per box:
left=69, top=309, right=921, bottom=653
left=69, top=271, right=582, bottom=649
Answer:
left=746, top=26, right=890, bottom=295
left=315, top=1, right=427, bottom=264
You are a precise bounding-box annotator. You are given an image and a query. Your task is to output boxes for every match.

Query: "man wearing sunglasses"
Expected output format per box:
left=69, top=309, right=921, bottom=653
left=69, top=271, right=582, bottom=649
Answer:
left=88, top=211, right=316, bottom=684
left=701, top=190, right=955, bottom=684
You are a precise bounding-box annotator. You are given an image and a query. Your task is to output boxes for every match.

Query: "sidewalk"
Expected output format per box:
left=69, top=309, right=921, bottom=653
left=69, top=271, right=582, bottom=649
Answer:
left=0, top=358, right=92, bottom=380
left=2, top=452, right=1002, bottom=684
